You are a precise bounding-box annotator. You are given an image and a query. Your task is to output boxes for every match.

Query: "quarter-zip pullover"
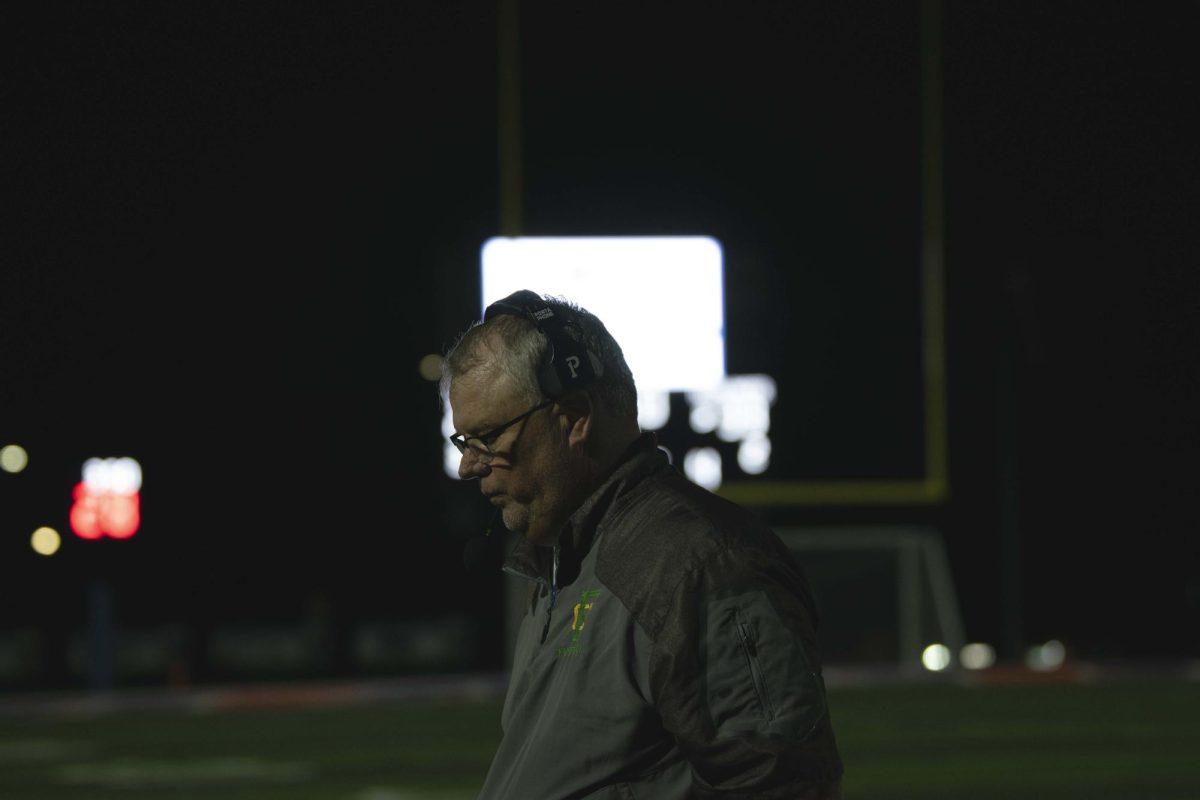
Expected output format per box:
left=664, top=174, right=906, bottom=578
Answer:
left=478, top=433, right=843, bottom=800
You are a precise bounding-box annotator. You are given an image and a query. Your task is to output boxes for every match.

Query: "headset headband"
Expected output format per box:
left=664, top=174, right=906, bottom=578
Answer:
left=484, top=290, right=604, bottom=397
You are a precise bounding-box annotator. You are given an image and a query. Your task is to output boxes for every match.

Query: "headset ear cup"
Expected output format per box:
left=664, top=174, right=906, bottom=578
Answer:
left=588, top=351, right=604, bottom=379
left=540, top=359, right=563, bottom=398
left=483, top=289, right=602, bottom=397
left=550, top=344, right=599, bottom=393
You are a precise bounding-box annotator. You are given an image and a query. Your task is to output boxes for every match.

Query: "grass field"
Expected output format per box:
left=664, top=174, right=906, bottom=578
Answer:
left=1, top=677, right=1198, bottom=799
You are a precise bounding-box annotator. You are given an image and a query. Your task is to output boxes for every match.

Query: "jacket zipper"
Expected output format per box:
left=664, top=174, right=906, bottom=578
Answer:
left=736, top=620, right=775, bottom=720
left=539, top=544, right=559, bottom=644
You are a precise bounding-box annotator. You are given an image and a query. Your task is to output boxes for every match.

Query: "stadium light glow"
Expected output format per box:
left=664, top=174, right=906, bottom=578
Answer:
left=1, top=444, right=29, bottom=474
left=1026, top=639, right=1066, bottom=672
left=683, top=448, right=723, bottom=490
left=960, top=642, right=997, bottom=670
left=922, top=643, right=952, bottom=671
left=638, top=390, right=670, bottom=431
left=31, top=526, right=62, bottom=556
left=689, top=400, right=720, bottom=434
left=737, top=436, right=772, bottom=475
left=700, top=375, right=776, bottom=444
left=419, top=354, right=443, bottom=382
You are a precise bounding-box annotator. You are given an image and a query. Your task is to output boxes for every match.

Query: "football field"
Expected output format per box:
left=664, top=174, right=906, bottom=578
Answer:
left=1, top=676, right=1197, bottom=799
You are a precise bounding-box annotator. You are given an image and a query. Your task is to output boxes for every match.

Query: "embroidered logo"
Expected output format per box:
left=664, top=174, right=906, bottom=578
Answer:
left=557, top=589, right=601, bottom=657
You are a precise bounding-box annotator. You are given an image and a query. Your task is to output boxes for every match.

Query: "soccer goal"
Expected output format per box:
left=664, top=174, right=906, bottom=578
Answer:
left=776, top=526, right=967, bottom=673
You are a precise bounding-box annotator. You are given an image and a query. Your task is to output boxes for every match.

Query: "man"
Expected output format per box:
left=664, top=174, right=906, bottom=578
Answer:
left=442, top=290, right=843, bottom=799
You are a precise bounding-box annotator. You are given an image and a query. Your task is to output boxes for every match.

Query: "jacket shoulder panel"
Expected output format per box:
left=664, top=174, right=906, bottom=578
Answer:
left=594, top=467, right=800, bottom=642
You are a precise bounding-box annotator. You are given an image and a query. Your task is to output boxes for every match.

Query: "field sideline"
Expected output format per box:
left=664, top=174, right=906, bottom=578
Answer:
left=1, top=666, right=1197, bottom=799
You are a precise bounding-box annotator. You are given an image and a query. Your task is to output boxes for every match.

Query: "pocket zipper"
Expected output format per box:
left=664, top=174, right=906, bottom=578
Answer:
left=736, top=620, right=775, bottom=720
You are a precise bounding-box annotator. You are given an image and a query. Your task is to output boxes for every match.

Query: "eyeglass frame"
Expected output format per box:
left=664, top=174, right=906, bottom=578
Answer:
left=449, top=399, right=554, bottom=464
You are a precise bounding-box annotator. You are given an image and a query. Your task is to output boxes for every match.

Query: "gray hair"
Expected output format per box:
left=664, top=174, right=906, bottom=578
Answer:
left=441, top=294, right=638, bottom=424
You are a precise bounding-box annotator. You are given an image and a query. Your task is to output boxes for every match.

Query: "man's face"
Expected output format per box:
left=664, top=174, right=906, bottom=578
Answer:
left=449, top=369, right=577, bottom=546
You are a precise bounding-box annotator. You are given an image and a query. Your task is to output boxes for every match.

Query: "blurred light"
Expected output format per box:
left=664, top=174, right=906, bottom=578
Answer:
left=71, top=457, right=142, bottom=539
left=1, top=444, right=29, bottom=474
left=71, top=482, right=103, bottom=539
left=481, top=236, right=726, bottom=394
left=714, top=376, right=776, bottom=443
left=1025, top=639, right=1066, bottom=672
left=83, top=457, right=142, bottom=494
left=418, top=353, right=443, bottom=382
left=444, top=440, right=461, bottom=477
left=683, top=447, right=722, bottom=490
left=442, top=407, right=460, bottom=478
left=689, top=401, right=720, bottom=434
left=103, top=493, right=139, bottom=538
left=960, top=642, right=996, bottom=670
left=637, top=390, right=670, bottom=431
left=737, top=436, right=771, bottom=474
left=922, top=643, right=952, bottom=672
left=31, top=526, right=61, bottom=556
left=686, top=375, right=777, bottom=443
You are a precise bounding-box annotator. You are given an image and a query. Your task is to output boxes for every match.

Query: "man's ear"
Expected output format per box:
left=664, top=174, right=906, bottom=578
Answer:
left=556, top=390, right=593, bottom=447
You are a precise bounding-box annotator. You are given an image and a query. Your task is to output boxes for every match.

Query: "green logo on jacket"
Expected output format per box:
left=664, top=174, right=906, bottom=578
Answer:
left=557, top=589, right=602, bottom=657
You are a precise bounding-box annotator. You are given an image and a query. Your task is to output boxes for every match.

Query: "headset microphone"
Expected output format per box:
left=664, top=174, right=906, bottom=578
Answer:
left=463, top=506, right=504, bottom=574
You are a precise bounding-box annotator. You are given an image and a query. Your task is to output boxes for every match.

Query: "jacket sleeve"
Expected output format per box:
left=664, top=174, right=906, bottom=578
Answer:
left=648, top=541, right=844, bottom=799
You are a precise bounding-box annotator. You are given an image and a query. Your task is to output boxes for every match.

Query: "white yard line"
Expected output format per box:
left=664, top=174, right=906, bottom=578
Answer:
left=352, top=790, right=475, bottom=800
left=55, top=757, right=315, bottom=788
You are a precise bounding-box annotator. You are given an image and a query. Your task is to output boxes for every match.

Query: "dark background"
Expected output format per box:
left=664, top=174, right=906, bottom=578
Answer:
left=2, top=1, right=1197, bottom=688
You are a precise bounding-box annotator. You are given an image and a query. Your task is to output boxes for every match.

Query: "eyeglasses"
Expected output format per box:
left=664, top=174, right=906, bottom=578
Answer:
left=449, top=400, right=553, bottom=464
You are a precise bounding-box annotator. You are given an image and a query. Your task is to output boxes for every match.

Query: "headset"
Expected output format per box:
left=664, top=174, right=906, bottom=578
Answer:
left=483, top=290, right=604, bottom=398
left=462, top=290, right=606, bottom=574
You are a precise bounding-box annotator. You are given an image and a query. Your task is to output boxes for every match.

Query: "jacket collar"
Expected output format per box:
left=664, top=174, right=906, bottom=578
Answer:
left=503, top=432, right=666, bottom=584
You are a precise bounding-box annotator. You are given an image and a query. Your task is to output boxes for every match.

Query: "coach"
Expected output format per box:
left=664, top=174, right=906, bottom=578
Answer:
left=442, top=290, right=843, bottom=799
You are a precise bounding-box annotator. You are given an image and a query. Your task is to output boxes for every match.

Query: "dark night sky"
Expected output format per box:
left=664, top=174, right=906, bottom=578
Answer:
left=2, top=1, right=1198, bottom=670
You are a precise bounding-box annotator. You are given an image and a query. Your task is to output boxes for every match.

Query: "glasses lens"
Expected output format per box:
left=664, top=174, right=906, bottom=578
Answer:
left=470, top=440, right=494, bottom=464
left=452, top=436, right=493, bottom=464
left=453, top=400, right=549, bottom=465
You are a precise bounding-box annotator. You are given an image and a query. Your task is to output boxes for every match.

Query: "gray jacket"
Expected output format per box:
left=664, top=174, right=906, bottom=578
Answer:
left=479, top=434, right=843, bottom=799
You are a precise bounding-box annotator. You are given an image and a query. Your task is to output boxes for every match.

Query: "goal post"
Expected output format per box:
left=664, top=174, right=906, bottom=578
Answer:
left=777, top=526, right=967, bottom=673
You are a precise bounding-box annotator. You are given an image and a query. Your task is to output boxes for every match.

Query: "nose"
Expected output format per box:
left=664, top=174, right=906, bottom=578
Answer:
left=457, top=448, right=489, bottom=480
